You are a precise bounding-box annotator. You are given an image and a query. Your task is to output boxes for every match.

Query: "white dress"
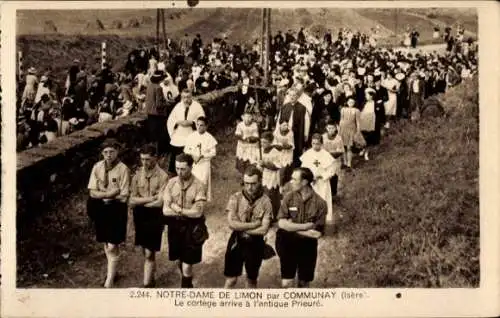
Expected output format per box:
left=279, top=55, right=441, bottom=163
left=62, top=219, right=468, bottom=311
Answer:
left=235, top=122, right=260, bottom=167
left=260, top=147, right=282, bottom=190
left=360, top=101, right=376, bottom=132
left=404, top=32, right=411, bottom=47
left=322, top=133, right=344, bottom=177
left=184, top=131, right=218, bottom=202
left=382, top=78, right=399, bottom=116
left=300, top=148, right=335, bottom=223
left=272, top=129, right=294, bottom=167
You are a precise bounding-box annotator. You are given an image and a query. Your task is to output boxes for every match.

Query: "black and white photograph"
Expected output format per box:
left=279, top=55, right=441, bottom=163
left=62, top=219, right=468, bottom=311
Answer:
left=2, top=0, right=499, bottom=317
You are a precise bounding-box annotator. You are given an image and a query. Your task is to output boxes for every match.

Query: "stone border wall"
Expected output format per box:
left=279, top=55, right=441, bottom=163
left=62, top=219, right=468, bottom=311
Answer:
left=17, top=86, right=240, bottom=221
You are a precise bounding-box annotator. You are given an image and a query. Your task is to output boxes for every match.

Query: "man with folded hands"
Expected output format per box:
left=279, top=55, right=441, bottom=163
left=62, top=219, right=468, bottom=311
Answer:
left=275, top=167, right=327, bottom=288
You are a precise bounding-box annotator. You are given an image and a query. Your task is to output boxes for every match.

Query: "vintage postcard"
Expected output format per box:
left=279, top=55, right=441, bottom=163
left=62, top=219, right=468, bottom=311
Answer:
left=1, top=0, right=499, bottom=317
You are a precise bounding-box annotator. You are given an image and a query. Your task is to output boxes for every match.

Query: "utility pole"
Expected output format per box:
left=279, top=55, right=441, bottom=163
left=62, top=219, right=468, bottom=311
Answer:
left=264, top=8, right=271, bottom=85
left=260, top=8, right=266, bottom=66
left=156, top=9, right=160, bottom=48
left=395, top=8, right=399, bottom=41
left=156, top=8, right=167, bottom=51
left=161, top=9, right=167, bottom=50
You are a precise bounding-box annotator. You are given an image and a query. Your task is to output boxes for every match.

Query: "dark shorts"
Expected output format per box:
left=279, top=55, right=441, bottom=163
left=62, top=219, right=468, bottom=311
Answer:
left=164, top=216, right=206, bottom=265
left=87, top=198, right=128, bottom=245
left=275, top=229, right=318, bottom=282
left=133, top=206, right=165, bottom=252
left=224, top=231, right=265, bottom=280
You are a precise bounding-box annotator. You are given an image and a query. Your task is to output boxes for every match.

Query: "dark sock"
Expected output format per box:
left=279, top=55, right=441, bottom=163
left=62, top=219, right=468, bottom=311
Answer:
left=298, top=281, right=309, bottom=288
left=181, top=276, right=193, bottom=288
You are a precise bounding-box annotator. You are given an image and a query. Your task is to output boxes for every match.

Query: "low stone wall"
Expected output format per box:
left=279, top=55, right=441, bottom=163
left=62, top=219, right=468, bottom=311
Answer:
left=16, top=86, right=240, bottom=221
left=17, top=113, right=148, bottom=219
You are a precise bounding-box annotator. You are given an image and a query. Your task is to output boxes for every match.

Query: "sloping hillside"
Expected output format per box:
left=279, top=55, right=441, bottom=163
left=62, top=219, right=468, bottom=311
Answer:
left=16, top=8, right=477, bottom=91
left=17, top=8, right=477, bottom=42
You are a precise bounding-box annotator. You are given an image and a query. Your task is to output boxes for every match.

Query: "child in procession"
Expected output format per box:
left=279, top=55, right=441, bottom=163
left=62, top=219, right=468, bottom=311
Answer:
left=87, top=138, right=130, bottom=288
left=184, top=116, right=218, bottom=202
left=257, top=132, right=283, bottom=222
left=235, top=110, right=260, bottom=174
left=300, top=134, right=336, bottom=224
left=322, top=120, right=345, bottom=201
left=272, top=120, right=295, bottom=189
left=338, top=96, right=361, bottom=169
left=129, top=144, right=169, bottom=287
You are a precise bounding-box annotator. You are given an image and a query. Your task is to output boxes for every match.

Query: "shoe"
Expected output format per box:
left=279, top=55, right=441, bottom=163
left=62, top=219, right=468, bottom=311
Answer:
left=143, top=279, right=156, bottom=288
left=364, top=153, right=370, bottom=161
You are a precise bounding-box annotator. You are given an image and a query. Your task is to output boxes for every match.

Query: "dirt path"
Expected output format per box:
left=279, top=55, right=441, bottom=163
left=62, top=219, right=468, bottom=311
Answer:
left=20, top=134, right=348, bottom=288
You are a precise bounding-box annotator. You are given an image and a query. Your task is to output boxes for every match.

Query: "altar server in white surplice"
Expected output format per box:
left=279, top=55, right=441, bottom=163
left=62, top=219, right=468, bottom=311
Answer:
left=300, top=134, right=336, bottom=224
left=257, top=132, right=283, bottom=221
left=184, top=116, right=218, bottom=202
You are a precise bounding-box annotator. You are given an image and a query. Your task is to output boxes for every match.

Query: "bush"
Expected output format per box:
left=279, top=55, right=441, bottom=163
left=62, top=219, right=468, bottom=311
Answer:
left=111, top=20, right=123, bottom=29
left=44, top=20, right=58, bottom=33
left=300, top=16, right=314, bottom=27
left=86, top=19, right=105, bottom=31
left=141, top=16, right=153, bottom=25
left=127, top=18, right=140, bottom=28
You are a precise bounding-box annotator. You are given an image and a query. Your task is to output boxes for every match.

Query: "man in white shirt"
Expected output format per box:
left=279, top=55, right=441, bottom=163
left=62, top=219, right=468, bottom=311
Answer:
left=167, top=89, right=205, bottom=175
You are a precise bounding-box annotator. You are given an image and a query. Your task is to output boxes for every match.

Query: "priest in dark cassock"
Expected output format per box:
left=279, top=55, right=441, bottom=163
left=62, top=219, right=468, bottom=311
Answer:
left=275, top=88, right=310, bottom=169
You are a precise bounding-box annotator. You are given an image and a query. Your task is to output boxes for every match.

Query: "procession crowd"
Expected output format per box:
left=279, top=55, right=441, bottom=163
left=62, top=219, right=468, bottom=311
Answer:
left=18, top=24, right=477, bottom=288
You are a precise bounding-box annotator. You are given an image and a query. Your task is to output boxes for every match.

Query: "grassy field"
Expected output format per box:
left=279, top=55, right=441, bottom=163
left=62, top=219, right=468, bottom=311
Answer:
left=17, top=77, right=479, bottom=288
left=335, top=78, right=479, bottom=287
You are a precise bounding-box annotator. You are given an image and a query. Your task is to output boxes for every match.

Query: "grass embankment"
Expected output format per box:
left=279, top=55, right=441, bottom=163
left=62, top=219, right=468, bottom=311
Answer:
left=336, top=78, right=479, bottom=287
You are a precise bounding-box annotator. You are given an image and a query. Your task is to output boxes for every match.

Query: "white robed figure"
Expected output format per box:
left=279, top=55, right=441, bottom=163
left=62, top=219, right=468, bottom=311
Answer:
left=300, top=134, right=336, bottom=224
left=184, top=117, right=218, bottom=202
left=167, top=90, right=205, bottom=149
left=382, top=75, right=400, bottom=118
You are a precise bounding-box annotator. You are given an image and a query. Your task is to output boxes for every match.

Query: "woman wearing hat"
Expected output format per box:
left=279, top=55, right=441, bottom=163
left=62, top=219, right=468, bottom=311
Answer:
left=34, top=75, right=51, bottom=105
left=21, top=67, right=39, bottom=110
left=382, top=71, right=400, bottom=128
left=87, top=138, right=131, bottom=288
left=359, top=87, right=383, bottom=161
